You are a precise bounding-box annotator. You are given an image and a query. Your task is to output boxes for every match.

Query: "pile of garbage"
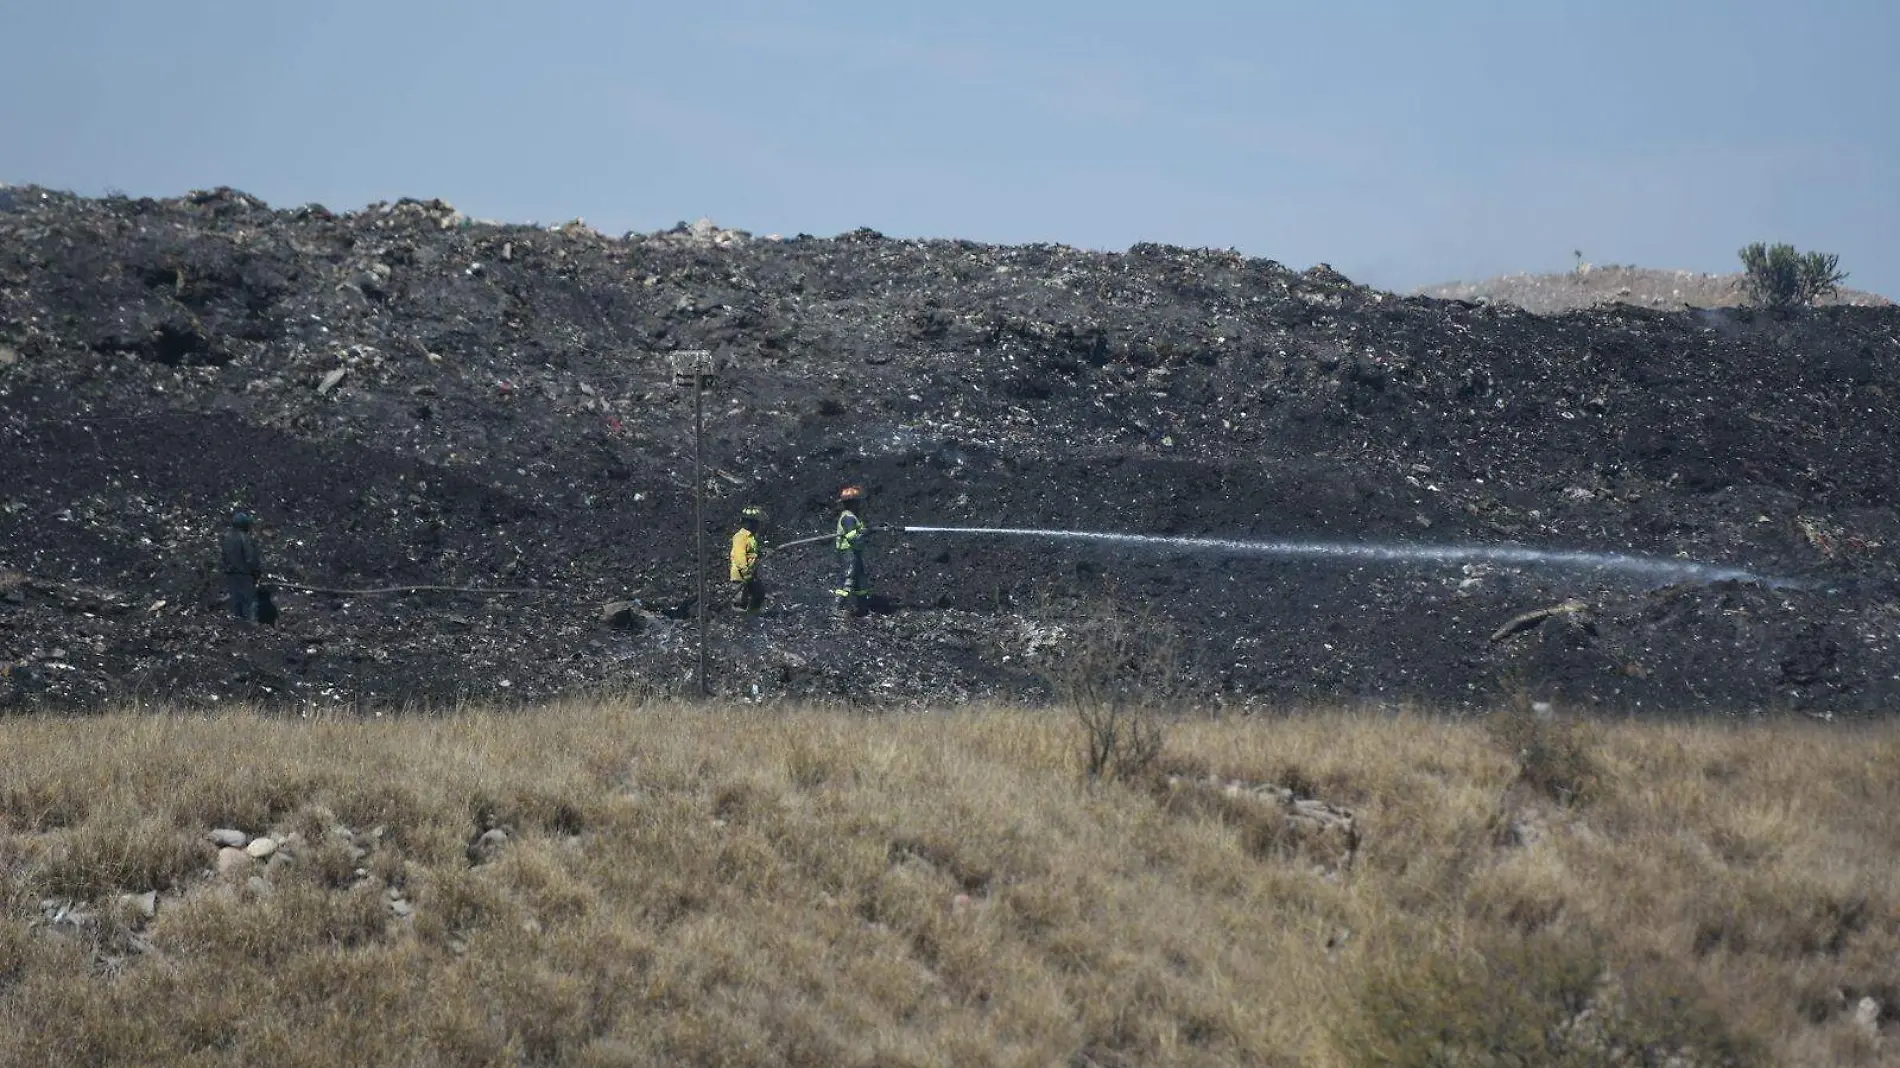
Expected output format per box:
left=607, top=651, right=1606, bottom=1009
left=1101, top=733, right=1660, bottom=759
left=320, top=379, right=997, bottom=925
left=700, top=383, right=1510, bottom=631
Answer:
left=2, top=184, right=1897, bottom=713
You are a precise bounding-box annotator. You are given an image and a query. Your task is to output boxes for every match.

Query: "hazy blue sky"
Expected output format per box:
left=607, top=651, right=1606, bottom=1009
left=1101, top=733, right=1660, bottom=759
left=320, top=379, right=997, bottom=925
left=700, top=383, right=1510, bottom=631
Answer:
left=3, top=0, right=1895, bottom=295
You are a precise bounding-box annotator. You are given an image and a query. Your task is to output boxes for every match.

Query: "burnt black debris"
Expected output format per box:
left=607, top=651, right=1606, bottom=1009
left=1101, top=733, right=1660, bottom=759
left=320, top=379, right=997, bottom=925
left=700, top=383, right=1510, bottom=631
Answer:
left=2, top=185, right=1897, bottom=715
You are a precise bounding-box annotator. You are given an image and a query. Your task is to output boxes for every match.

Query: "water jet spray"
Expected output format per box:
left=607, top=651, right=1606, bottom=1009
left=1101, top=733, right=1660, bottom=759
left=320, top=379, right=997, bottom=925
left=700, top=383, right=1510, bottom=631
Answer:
left=767, top=525, right=1791, bottom=588
left=898, top=526, right=1789, bottom=588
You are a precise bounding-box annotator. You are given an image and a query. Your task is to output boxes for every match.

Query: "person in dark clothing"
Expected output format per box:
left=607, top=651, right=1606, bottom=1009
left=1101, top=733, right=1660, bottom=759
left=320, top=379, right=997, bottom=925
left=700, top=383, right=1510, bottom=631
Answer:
left=221, top=512, right=263, bottom=621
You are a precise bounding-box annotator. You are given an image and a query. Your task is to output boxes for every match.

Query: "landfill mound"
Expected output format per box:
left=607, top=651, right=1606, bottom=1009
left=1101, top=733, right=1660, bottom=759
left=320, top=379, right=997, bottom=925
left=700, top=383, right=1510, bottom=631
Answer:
left=1417, top=263, right=1894, bottom=315
left=3, top=185, right=1898, bottom=714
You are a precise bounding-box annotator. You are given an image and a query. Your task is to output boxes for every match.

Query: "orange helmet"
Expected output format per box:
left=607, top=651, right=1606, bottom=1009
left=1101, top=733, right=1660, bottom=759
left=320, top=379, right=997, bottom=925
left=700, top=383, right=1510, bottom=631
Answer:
left=838, top=485, right=864, bottom=503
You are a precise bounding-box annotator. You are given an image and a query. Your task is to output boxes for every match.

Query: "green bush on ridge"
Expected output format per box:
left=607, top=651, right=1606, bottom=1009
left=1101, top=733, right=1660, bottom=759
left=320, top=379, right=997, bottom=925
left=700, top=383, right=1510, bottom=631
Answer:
left=1738, top=241, right=1847, bottom=309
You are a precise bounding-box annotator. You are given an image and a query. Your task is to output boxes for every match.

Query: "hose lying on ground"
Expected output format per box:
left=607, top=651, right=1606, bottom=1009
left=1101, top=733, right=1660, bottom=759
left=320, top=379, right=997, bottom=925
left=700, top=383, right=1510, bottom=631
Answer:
left=278, top=524, right=909, bottom=597
left=276, top=582, right=547, bottom=597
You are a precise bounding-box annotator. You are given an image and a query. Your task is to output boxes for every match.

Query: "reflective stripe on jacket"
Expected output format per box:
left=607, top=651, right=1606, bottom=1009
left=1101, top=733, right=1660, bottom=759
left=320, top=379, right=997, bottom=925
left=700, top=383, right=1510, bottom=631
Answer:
left=835, top=510, right=865, bottom=552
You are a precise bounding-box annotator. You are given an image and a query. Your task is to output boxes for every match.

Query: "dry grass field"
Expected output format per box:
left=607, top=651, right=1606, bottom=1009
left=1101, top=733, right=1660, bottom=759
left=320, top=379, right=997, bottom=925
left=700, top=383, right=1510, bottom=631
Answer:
left=2, top=701, right=1897, bottom=1066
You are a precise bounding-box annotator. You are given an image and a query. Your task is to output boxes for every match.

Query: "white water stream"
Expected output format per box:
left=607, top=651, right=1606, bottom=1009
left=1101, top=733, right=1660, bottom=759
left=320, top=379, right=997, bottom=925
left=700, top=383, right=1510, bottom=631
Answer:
left=900, top=526, right=1783, bottom=587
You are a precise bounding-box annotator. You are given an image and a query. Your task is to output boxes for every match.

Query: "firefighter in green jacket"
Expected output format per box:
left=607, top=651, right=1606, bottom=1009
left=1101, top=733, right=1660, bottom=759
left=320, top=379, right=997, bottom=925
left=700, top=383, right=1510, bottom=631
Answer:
left=833, top=486, right=870, bottom=616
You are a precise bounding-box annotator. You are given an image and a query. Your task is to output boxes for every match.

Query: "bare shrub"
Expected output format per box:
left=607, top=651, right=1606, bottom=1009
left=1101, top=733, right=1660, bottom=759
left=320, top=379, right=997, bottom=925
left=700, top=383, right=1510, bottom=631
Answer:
left=1487, top=692, right=1603, bottom=806
left=1046, top=608, right=1176, bottom=782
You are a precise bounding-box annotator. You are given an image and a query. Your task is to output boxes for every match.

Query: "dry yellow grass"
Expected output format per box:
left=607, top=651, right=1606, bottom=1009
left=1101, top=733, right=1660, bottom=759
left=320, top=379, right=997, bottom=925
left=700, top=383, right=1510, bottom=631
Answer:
left=1, top=702, right=1897, bottom=1066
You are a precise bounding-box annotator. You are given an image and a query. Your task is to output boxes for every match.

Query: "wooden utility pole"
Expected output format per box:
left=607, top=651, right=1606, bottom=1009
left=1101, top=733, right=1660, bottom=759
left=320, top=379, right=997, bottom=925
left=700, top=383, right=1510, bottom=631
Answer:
left=673, top=350, right=717, bottom=698
left=693, top=358, right=707, bottom=697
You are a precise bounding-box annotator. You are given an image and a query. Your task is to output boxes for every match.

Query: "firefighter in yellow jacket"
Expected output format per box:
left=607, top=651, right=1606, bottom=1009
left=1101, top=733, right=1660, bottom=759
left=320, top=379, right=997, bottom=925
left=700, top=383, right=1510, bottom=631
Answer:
left=730, top=505, right=766, bottom=614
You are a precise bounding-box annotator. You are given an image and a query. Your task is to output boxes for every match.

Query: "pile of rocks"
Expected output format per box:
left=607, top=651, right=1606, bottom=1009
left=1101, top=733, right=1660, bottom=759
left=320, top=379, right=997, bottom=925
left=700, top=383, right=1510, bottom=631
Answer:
left=21, top=815, right=421, bottom=978
left=640, top=217, right=754, bottom=250
left=1162, top=772, right=1358, bottom=876
left=203, top=823, right=409, bottom=909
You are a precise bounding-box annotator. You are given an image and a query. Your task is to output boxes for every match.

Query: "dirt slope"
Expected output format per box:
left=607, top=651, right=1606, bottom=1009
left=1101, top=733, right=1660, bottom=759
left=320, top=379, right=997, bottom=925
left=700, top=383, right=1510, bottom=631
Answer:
left=3, top=185, right=1898, bottom=713
left=1418, top=263, right=1894, bottom=314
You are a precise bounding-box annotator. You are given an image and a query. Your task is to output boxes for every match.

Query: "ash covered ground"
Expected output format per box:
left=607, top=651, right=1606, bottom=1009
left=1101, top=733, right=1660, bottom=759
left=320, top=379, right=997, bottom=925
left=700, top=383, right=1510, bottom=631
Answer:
left=3, top=185, right=1897, bottom=714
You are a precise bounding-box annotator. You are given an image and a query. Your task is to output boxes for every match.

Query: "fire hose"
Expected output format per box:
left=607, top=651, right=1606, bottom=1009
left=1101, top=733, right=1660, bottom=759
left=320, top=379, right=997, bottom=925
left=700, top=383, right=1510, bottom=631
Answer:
left=273, top=525, right=901, bottom=599
left=276, top=581, right=546, bottom=597
left=769, top=525, right=902, bottom=552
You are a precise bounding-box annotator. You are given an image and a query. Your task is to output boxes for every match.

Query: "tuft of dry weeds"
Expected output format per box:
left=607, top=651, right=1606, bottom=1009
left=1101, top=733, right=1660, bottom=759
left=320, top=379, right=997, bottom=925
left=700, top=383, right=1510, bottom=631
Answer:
left=0, top=702, right=1897, bottom=1065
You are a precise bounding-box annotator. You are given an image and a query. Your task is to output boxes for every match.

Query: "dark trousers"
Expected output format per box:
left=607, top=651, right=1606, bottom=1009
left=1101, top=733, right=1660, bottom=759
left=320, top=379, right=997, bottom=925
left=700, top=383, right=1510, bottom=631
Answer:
left=227, top=573, right=258, bottom=622
left=733, top=576, right=764, bottom=614
left=835, top=552, right=869, bottom=614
